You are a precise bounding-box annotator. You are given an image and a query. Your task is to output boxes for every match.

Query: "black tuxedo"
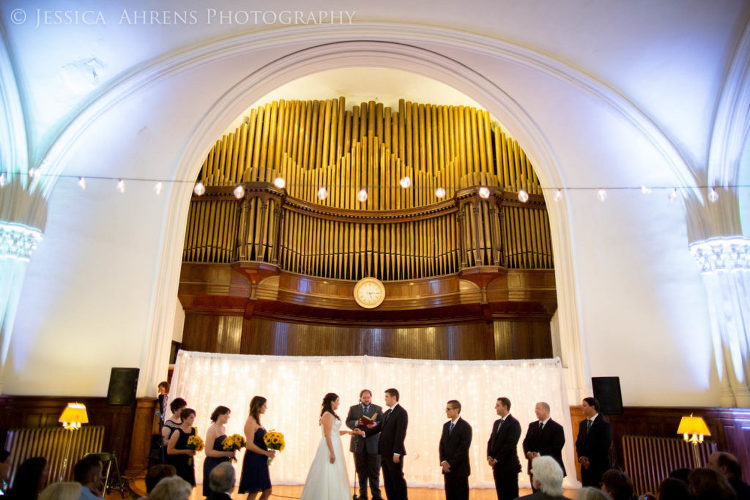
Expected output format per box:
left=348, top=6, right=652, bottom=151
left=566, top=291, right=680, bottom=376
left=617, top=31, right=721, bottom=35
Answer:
left=439, top=417, right=472, bottom=500
left=575, top=414, right=612, bottom=487
left=367, top=404, right=408, bottom=500
left=486, top=414, right=521, bottom=500
left=522, top=418, right=566, bottom=478
left=347, top=402, right=383, bottom=499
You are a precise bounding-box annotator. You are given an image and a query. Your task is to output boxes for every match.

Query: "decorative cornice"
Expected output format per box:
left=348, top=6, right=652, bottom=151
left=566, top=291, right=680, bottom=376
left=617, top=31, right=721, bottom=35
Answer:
left=0, top=222, right=42, bottom=261
left=689, top=236, right=750, bottom=273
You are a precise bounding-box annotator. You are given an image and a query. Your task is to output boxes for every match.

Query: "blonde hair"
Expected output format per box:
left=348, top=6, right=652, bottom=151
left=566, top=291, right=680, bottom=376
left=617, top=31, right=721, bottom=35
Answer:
left=38, top=482, right=82, bottom=500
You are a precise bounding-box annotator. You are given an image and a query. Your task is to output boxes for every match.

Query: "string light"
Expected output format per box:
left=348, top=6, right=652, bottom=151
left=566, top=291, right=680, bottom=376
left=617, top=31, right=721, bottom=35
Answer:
left=154, top=182, right=163, bottom=195
left=273, top=176, right=286, bottom=189
left=518, top=189, right=529, bottom=203
left=357, top=188, right=368, bottom=202
left=641, top=185, right=652, bottom=195
left=435, top=187, right=446, bottom=199
left=399, top=176, right=411, bottom=189
left=708, top=188, right=719, bottom=203
left=233, top=185, right=245, bottom=199
left=78, top=177, right=86, bottom=190
left=0, top=173, right=4, bottom=186
left=193, top=182, right=206, bottom=196
left=28, top=168, right=37, bottom=179
left=478, top=186, right=490, bottom=199
left=317, top=186, right=328, bottom=200
left=554, top=189, right=562, bottom=201
left=669, top=188, right=678, bottom=202
left=597, top=188, right=607, bottom=202
left=117, top=179, right=125, bottom=193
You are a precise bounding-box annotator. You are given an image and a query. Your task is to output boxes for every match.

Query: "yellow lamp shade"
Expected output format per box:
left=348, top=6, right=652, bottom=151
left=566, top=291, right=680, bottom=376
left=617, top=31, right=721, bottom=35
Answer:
left=59, top=403, right=89, bottom=430
left=677, top=415, right=710, bottom=436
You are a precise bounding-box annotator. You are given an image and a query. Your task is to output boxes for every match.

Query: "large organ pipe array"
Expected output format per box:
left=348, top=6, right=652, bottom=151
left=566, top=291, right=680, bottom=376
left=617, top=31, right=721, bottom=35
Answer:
left=183, top=98, right=553, bottom=280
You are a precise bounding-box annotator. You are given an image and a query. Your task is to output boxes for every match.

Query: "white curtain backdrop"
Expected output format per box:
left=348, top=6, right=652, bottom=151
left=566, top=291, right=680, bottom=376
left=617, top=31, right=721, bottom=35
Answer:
left=170, top=351, right=579, bottom=489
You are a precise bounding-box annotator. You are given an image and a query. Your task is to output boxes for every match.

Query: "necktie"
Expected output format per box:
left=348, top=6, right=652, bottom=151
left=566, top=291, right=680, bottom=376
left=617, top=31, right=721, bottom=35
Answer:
left=586, top=419, right=592, bottom=433
left=449, top=421, right=455, bottom=434
left=539, top=421, right=544, bottom=430
left=384, top=410, right=391, bottom=424
left=363, top=404, right=370, bottom=414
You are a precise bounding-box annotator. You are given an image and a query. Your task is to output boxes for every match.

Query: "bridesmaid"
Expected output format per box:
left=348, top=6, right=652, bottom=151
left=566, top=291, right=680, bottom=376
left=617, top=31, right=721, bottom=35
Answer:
left=202, top=405, right=235, bottom=497
left=167, top=407, right=197, bottom=487
left=238, top=396, right=276, bottom=500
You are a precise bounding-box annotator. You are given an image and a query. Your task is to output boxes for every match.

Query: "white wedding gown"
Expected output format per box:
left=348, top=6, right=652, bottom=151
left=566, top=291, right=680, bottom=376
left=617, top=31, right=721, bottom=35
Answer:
left=299, top=416, right=351, bottom=500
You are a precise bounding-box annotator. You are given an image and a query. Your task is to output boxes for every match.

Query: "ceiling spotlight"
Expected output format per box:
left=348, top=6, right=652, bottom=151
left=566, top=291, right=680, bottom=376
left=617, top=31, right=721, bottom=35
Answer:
left=668, top=188, right=678, bottom=202
left=478, top=186, right=490, bottom=199
left=78, top=177, right=87, bottom=190
left=518, top=189, right=529, bottom=203
left=554, top=189, right=562, bottom=201
left=435, top=187, right=446, bottom=199
left=708, top=187, right=719, bottom=203
left=273, top=176, right=286, bottom=189
left=641, top=185, right=652, bottom=195
left=357, top=188, right=368, bottom=202
left=233, top=185, right=245, bottom=199
left=117, top=179, right=125, bottom=193
left=193, top=182, right=206, bottom=196
left=399, top=176, right=411, bottom=189
left=317, top=186, right=328, bottom=200
left=597, top=188, right=607, bottom=202
left=154, top=181, right=163, bottom=195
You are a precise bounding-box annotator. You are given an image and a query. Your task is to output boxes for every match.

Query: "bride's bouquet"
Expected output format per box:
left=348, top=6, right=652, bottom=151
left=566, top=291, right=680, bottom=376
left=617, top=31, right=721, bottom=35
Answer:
left=222, top=433, right=246, bottom=461
left=186, top=430, right=204, bottom=465
left=262, top=430, right=285, bottom=465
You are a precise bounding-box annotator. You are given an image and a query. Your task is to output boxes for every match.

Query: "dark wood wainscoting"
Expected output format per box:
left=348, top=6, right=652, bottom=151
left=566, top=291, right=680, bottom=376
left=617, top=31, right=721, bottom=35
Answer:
left=569, top=405, right=750, bottom=483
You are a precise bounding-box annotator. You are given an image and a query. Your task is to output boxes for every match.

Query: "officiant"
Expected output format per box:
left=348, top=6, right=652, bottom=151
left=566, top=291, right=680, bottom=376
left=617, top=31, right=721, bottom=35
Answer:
left=346, top=389, right=383, bottom=500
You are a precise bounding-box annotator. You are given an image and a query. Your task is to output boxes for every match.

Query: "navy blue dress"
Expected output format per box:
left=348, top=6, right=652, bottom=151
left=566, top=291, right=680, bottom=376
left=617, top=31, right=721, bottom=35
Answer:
left=203, top=434, right=230, bottom=497
left=172, top=427, right=196, bottom=486
left=238, top=428, right=271, bottom=493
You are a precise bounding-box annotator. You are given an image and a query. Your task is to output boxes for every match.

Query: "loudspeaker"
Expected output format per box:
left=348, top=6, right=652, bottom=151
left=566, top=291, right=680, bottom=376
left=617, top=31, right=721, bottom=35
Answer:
left=592, top=376, right=623, bottom=415
left=107, top=368, right=139, bottom=406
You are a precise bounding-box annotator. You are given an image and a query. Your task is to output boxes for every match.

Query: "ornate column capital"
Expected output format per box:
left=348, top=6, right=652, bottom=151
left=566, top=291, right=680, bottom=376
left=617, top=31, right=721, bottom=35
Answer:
left=0, top=222, right=42, bottom=261
left=689, top=236, right=750, bottom=273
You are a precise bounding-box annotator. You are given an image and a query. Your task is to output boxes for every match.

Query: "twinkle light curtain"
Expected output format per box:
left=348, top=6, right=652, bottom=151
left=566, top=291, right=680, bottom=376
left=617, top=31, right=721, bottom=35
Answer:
left=171, top=352, right=579, bottom=489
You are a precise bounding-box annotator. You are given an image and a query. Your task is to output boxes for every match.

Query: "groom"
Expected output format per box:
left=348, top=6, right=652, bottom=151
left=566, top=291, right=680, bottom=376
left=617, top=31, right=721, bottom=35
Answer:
left=347, top=389, right=383, bottom=500
left=366, top=388, right=408, bottom=500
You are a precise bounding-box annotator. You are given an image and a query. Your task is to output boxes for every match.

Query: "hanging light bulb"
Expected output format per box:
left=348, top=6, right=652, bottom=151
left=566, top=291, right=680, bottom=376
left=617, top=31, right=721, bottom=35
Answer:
left=193, top=182, right=206, bottom=196
left=554, top=189, right=563, bottom=201
left=233, top=185, right=245, bottom=199
left=154, top=181, right=163, bottom=195
left=641, top=185, right=652, bottom=195
left=597, top=188, right=607, bottom=202
left=668, top=188, right=678, bottom=202
left=357, top=188, right=368, bottom=202
left=399, top=176, right=411, bottom=189
left=317, top=186, right=328, bottom=200
left=435, top=187, right=446, bottom=199
left=708, top=187, right=718, bottom=203
left=117, top=179, right=125, bottom=193
left=478, top=186, right=490, bottom=199
left=78, top=177, right=87, bottom=190
left=0, top=173, right=6, bottom=186
left=518, top=189, right=529, bottom=203
left=273, top=176, right=286, bottom=189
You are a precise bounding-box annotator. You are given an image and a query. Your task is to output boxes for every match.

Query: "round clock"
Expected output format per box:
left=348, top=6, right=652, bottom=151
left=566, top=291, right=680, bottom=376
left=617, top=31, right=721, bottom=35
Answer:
left=353, top=277, right=386, bottom=309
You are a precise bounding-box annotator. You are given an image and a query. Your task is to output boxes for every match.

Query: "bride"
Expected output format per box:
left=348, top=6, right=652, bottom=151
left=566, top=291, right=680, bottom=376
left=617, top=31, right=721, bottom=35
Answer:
left=300, top=393, right=363, bottom=500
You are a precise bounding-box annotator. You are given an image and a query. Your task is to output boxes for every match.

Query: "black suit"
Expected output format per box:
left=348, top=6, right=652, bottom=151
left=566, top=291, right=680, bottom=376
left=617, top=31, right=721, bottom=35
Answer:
left=575, top=414, right=612, bottom=487
left=367, top=404, right=408, bottom=500
left=439, top=417, right=472, bottom=500
left=522, top=418, right=566, bottom=482
left=206, top=492, right=232, bottom=500
left=487, top=414, right=522, bottom=500
left=347, top=402, right=383, bottom=499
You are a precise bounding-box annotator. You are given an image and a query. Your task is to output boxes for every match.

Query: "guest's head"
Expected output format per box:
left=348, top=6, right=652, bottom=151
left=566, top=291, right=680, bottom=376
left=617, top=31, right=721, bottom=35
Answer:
left=179, top=408, right=196, bottom=427
left=169, top=397, right=187, bottom=417
left=658, top=477, right=691, bottom=500
left=38, top=481, right=82, bottom=500
left=495, top=397, right=511, bottom=417
left=601, top=469, right=634, bottom=500
left=0, top=449, right=10, bottom=484
left=359, top=389, right=372, bottom=405
left=210, top=405, right=231, bottom=424
left=535, top=402, right=551, bottom=421
left=582, top=397, right=600, bottom=417
left=7, top=456, right=48, bottom=499
left=576, top=486, right=612, bottom=500
left=708, top=451, right=743, bottom=480
left=157, top=381, right=169, bottom=394
left=209, top=462, right=235, bottom=494
left=145, top=464, right=176, bottom=493
left=148, top=475, right=192, bottom=500
left=530, top=456, right=564, bottom=496
left=73, top=454, right=103, bottom=492
left=321, top=393, right=340, bottom=416
left=250, top=396, right=267, bottom=421
left=384, top=388, right=399, bottom=407
left=446, top=400, right=461, bottom=420
left=668, top=468, right=691, bottom=483
left=688, top=467, right=735, bottom=500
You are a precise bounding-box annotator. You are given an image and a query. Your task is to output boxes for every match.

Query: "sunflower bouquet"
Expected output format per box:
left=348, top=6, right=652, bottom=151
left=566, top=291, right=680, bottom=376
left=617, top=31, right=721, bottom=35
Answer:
left=262, top=430, right=285, bottom=465
left=222, top=433, right=246, bottom=461
left=186, top=430, right=204, bottom=465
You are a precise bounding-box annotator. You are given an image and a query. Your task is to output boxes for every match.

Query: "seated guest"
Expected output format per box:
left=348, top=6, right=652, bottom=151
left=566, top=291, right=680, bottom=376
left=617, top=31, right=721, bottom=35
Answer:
left=5, top=456, right=48, bottom=500
left=668, top=468, right=691, bottom=483
left=576, top=487, right=612, bottom=500
left=137, top=464, right=176, bottom=500
left=0, top=450, right=10, bottom=494
left=657, top=477, right=691, bottom=500
left=38, top=482, right=82, bottom=500
left=709, top=451, right=750, bottom=500
left=148, top=476, right=192, bottom=500
left=600, top=469, right=634, bottom=500
left=518, top=456, right=568, bottom=499
left=688, top=467, right=736, bottom=500
left=73, top=455, right=103, bottom=499
left=207, top=462, right=235, bottom=500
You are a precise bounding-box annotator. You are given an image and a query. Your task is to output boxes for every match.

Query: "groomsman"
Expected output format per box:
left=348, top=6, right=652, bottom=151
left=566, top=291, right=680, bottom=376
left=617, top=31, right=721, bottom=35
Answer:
left=347, top=389, right=383, bottom=500
left=575, top=397, right=612, bottom=487
left=439, top=400, right=472, bottom=500
left=522, top=402, right=566, bottom=491
left=487, top=397, right=521, bottom=500
left=366, top=388, right=409, bottom=500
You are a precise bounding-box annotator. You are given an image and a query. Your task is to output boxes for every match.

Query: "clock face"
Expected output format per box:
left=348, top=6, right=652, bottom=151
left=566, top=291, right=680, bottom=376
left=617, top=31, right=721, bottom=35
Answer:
left=354, top=278, right=386, bottom=309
